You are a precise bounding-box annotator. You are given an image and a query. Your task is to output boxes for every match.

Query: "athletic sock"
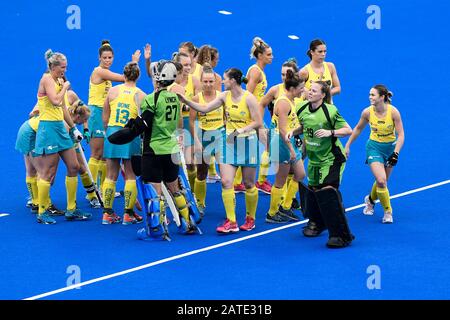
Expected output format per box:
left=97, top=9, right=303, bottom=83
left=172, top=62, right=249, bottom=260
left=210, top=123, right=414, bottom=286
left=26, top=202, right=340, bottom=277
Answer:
left=65, top=176, right=78, bottom=211
left=257, top=150, right=270, bottom=184
left=37, top=179, right=51, bottom=214
left=173, top=193, right=190, bottom=222
left=370, top=181, right=378, bottom=202
left=245, top=186, right=258, bottom=219
left=98, top=160, right=107, bottom=190
left=269, top=186, right=284, bottom=215
left=194, top=178, right=206, bottom=206
left=102, top=178, right=117, bottom=211
left=26, top=176, right=39, bottom=206
left=80, top=172, right=96, bottom=200
left=282, top=180, right=299, bottom=210
left=208, top=156, right=218, bottom=176
left=377, top=186, right=392, bottom=213
left=88, top=158, right=100, bottom=187
left=124, top=180, right=137, bottom=211
left=222, top=188, right=236, bottom=222
left=187, top=168, right=197, bottom=190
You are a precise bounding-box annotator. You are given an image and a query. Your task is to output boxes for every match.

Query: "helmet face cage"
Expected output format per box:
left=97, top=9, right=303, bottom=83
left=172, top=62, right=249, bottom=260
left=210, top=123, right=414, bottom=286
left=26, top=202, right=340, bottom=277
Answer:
left=151, top=60, right=177, bottom=83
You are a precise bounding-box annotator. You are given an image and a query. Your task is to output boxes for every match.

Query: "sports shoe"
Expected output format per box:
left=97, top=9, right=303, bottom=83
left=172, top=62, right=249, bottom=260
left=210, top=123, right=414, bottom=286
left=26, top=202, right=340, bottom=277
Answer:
left=265, top=212, right=289, bottom=224
left=278, top=206, right=300, bottom=221
left=216, top=219, right=239, bottom=234
left=30, top=204, right=39, bottom=214
left=89, top=197, right=101, bottom=208
left=26, top=196, right=32, bottom=208
left=116, top=191, right=123, bottom=198
left=256, top=180, right=272, bottom=194
left=102, top=211, right=122, bottom=225
left=65, top=208, right=92, bottom=221
left=240, top=216, right=255, bottom=231
left=47, top=204, right=65, bottom=216
left=122, top=210, right=143, bottom=225
left=206, top=174, right=221, bottom=184
left=37, top=212, right=56, bottom=225
left=234, top=183, right=246, bottom=193
left=302, top=221, right=326, bottom=237
left=382, top=212, right=393, bottom=224
left=363, top=195, right=375, bottom=215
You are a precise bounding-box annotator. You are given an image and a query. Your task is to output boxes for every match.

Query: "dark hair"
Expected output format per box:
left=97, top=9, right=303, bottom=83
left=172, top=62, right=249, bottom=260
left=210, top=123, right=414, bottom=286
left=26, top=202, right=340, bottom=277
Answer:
left=373, top=84, right=393, bottom=103
left=179, top=41, right=198, bottom=57
left=197, top=45, right=219, bottom=66
left=123, top=62, right=140, bottom=81
left=314, top=81, right=332, bottom=104
left=99, top=39, right=114, bottom=56
left=282, top=57, right=299, bottom=73
left=225, top=68, right=248, bottom=85
left=284, top=69, right=304, bottom=91
left=307, top=39, right=326, bottom=60
left=250, top=37, right=270, bottom=59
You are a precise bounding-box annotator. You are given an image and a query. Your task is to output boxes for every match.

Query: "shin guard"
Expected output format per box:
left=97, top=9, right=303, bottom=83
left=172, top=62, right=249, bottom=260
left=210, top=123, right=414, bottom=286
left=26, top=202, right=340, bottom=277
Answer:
left=299, top=182, right=326, bottom=237
left=314, top=187, right=354, bottom=248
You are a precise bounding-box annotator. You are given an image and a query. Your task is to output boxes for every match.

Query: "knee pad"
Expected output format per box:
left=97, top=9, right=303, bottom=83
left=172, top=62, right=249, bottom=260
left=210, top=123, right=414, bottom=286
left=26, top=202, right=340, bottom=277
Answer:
left=299, top=182, right=326, bottom=234
left=314, top=187, right=354, bottom=247
left=136, top=178, right=170, bottom=241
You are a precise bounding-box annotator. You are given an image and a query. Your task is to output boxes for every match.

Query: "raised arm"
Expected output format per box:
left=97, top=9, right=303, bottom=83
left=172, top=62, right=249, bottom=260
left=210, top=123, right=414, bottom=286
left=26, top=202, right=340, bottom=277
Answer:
left=43, top=76, right=70, bottom=106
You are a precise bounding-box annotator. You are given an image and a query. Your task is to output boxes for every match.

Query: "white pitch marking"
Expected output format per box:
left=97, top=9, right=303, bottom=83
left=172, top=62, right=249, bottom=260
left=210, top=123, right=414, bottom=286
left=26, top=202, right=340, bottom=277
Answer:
left=218, top=10, right=232, bottom=15
left=24, top=179, right=450, bottom=300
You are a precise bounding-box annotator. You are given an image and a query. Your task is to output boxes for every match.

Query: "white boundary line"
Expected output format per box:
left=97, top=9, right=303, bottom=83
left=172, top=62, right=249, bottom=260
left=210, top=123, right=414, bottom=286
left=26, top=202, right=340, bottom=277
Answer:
left=0, top=213, right=10, bottom=218
left=24, top=179, right=450, bottom=300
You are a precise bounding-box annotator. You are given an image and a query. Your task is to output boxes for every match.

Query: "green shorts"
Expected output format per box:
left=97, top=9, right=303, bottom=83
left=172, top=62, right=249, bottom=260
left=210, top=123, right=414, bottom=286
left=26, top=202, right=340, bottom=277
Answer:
left=307, top=161, right=345, bottom=189
left=366, top=139, right=396, bottom=165
left=88, top=105, right=106, bottom=138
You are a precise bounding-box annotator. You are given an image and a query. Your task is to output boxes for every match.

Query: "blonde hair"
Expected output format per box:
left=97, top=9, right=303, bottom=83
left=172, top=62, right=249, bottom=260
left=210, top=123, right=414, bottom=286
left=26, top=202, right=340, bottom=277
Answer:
left=44, top=49, right=67, bottom=69
left=69, top=100, right=91, bottom=118
left=250, top=37, right=269, bottom=59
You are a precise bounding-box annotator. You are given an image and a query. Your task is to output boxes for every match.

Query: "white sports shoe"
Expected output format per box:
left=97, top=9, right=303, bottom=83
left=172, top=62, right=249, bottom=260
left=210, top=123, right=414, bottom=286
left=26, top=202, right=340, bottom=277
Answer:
left=363, top=195, right=375, bottom=215
left=382, top=212, right=393, bottom=224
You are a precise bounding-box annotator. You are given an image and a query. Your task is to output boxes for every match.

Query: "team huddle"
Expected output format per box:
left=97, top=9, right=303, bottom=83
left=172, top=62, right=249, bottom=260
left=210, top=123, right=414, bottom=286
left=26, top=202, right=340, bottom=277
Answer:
left=15, top=37, right=405, bottom=248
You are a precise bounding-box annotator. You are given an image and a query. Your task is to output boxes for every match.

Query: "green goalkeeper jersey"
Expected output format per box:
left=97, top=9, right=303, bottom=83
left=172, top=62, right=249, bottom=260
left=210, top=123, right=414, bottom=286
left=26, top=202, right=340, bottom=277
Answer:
left=141, top=89, right=181, bottom=155
left=296, top=101, right=348, bottom=166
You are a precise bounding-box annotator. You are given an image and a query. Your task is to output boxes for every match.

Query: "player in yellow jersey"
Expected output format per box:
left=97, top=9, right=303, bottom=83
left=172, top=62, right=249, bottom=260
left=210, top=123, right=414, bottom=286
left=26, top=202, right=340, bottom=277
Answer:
left=102, top=62, right=147, bottom=225
left=189, top=64, right=225, bottom=216
left=179, top=41, right=203, bottom=81
left=33, top=50, right=91, bottom=224
left=16, top=104, right=65, bottom=216
left=172, top=52, right=201, bottom=190
left=87, top=40, right=140, bottom=193
left=266, top=70, right=306, bottom=223
left=345, top=85, right=405, bottom=224
left=243, top=37, right=273, bottom=195
left=196, top=44, right=223, bottom=183
left=178, top=68, right=262, bottom=233
left=299, top=39, right=341, bottom=99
